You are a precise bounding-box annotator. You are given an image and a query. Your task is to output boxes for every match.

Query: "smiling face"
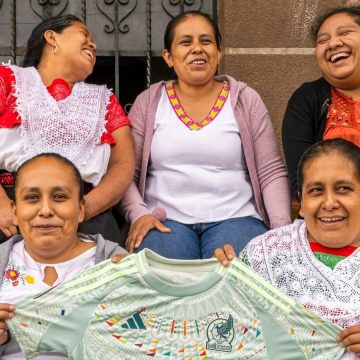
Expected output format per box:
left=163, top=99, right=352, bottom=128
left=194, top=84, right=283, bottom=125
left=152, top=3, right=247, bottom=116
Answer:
left=12, top=157, right=84, bottom=263
left=315, top=13, right=360, bottom=90
left=162, top=15, right=221, bottom=86
left=50, top=21, right=96, bottom=82
left=299, top=151, right=360, bottom=248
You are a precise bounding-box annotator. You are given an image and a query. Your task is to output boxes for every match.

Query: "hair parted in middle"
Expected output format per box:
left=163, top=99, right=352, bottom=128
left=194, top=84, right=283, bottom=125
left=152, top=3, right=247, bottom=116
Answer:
left=297, top=138, right=360, bottom=199
left=163, top=10, right=222, bottom=51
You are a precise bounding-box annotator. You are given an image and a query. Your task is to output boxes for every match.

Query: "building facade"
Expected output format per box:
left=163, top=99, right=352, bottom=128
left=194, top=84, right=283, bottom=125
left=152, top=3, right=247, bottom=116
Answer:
left=0, top=0, right=354, bottom=142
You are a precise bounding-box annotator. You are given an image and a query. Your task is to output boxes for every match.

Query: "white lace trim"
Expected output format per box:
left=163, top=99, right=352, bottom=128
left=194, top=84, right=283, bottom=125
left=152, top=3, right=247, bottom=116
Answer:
left=241, top=220, right=360, bottom=329
left=10, top=65, right=111, bottom=168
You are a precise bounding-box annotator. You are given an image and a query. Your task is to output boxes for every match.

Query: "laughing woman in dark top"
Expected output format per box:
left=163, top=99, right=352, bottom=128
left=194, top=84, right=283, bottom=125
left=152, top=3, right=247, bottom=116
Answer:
left=282, top=5, right=360, bottom=196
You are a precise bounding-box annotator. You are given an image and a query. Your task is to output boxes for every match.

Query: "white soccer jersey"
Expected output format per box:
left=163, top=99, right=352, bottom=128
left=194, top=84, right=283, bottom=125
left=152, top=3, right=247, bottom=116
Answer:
left=7, top=249, right=344, bottom=359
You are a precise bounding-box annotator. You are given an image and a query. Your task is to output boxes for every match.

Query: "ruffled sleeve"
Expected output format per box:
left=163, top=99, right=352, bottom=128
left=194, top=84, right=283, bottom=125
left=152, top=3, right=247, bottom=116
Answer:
left=100, top=93, right=130, bottom=145
left=0, top=65, right=20, bottom=128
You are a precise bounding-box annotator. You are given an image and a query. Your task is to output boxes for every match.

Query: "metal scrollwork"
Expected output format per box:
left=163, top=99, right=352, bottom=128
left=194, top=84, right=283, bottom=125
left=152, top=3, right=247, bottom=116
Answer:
left=146, top=0, right=151, bottom=88
left=38, top=0, right=61, bottom=5
left=30, top=0, right=68, bottom=19
left=161, top=0, right=203, bottom=18
left=11, top=0, right=16, bottom=64
left=81, top=0, right=86, bottom=23
left=96, top=0, right=137, bottom=34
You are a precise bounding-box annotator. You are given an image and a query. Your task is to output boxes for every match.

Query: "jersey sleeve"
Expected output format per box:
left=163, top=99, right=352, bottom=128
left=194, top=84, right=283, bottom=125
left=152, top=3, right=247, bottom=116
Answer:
left=6, top=257, right=137, bottom=358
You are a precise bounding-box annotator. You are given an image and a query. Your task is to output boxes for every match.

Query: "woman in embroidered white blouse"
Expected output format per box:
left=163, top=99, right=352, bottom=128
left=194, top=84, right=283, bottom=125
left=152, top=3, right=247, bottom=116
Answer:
left=215, top=138, right=360, bottom=359
left=0, top=14, right=135, bottom=244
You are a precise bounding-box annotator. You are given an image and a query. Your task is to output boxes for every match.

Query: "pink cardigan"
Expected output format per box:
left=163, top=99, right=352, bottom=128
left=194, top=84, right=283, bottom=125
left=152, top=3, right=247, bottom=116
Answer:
left=119, top=75, right=291, bottom=228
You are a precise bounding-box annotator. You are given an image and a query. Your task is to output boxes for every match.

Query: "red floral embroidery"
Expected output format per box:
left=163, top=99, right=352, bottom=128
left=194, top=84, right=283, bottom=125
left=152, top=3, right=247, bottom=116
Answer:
left=3, top=261, right=34, bottom=286
left=5, top=268, right=19, bottom=281
left=324, top=88, right=360, bottom=147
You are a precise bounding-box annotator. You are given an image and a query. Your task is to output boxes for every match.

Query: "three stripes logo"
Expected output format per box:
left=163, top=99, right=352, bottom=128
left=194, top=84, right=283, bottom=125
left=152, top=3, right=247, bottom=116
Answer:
left=120, top=311, right=147, bottom=330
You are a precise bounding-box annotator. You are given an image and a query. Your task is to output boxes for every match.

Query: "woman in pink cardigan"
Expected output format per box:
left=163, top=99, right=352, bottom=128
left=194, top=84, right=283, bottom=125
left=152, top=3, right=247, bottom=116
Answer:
left=119, top=11, right=291, bottom=259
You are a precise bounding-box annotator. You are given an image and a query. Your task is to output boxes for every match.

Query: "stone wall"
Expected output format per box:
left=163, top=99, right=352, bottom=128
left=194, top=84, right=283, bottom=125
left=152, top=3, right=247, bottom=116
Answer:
left=218, top=0, right=357, bottom=150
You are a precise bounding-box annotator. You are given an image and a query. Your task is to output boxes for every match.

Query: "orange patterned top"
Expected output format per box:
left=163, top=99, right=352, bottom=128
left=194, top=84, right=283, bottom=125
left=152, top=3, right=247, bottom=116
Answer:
left=324, top=87, right=360, bottom=147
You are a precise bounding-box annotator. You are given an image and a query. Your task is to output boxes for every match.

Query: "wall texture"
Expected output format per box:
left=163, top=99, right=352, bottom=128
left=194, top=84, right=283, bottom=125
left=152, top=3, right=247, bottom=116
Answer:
left=218, top=0, right=357, bottom=148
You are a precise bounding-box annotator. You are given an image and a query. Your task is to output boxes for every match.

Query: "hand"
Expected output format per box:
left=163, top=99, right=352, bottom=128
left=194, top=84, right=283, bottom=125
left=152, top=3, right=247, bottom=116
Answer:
left=0, top=303, right=15, bottom=345
left=0, top=197, right=17, bottom=238
left=338, top=325, right=360, bottom=357
left=125, top=215, right=171, bottom=253
left=111, top=253, right=128, bottom=263
left=214, top=244, right=236, bottom=267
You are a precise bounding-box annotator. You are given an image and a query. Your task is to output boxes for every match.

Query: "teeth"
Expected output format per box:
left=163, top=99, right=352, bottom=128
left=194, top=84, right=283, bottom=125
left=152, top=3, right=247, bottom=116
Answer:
left=330, top=52, right=350, bottom=63
left=320, top=217, right=344, bottom=222
left=192, top=60, right=206, bottom=64
left=83, top=49, right=94, bottom=60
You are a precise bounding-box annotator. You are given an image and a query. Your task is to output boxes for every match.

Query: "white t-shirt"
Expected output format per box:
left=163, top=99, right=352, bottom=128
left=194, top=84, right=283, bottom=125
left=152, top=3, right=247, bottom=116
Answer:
left=145, top=85, right=260, bottom=223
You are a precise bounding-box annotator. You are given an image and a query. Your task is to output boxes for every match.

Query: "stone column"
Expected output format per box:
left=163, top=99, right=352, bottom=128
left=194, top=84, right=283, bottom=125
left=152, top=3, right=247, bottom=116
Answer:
left=218, top=0, right=354, bottom=147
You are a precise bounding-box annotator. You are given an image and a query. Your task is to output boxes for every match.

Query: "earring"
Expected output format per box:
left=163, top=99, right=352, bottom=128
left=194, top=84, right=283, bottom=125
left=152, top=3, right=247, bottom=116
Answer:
left=52, top=45, right=57, bottom=54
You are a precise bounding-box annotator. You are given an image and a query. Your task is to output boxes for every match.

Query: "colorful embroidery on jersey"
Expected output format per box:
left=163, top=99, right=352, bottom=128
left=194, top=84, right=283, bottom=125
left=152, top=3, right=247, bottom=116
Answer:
left=165, top=80, right=230, bottom=130
left=7, top=252, right=345, bottom=360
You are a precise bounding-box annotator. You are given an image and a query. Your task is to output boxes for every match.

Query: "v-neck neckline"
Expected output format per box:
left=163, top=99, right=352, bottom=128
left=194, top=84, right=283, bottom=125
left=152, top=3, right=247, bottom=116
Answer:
left=165, top=80, right=230, bottom=131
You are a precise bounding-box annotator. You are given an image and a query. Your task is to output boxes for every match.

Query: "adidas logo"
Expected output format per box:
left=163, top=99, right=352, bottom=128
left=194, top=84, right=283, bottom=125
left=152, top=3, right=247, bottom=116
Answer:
left=120, top=312, right=146, bottom=330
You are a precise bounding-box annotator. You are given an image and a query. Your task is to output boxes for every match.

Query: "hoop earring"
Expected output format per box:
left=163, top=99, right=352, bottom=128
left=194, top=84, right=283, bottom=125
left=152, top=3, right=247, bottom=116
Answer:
left=52, top=45, right=57, bottom=54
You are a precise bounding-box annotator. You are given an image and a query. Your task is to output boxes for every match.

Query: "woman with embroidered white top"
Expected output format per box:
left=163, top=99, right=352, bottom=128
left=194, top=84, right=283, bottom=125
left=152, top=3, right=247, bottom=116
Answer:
left=215, top=138, right=360, bottom=359
left=0, top=14, right=135, bottom=244
left=0, top=153, right=128, bottom=359
left=119, top=10, right=291, bottom=259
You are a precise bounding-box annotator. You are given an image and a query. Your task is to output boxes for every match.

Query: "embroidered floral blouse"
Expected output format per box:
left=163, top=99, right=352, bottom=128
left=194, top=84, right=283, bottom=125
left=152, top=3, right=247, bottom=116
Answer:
left=324, top=87, right=360, bottom=147
left=0, top=239, right=96, bottom=360
left=0, top=239, right=96, bottom=304
left=0, top=65, right=130, bottom=145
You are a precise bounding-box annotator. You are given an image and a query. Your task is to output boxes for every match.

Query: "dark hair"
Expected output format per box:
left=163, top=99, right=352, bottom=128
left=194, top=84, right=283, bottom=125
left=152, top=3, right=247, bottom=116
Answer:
left=311, top=5, right=360, bottom=42
left=297, top=138, right=360, bottom=198
left=14, top=153, right=84, bottom=201
left=22, top=14, right=83, bottom=68
left=164, top=10, right=222, bottom=51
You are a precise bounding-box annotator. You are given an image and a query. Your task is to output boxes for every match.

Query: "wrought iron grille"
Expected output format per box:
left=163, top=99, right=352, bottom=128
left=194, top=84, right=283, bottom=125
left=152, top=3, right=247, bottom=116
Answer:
left=0, top=0, right=216, bottom=102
